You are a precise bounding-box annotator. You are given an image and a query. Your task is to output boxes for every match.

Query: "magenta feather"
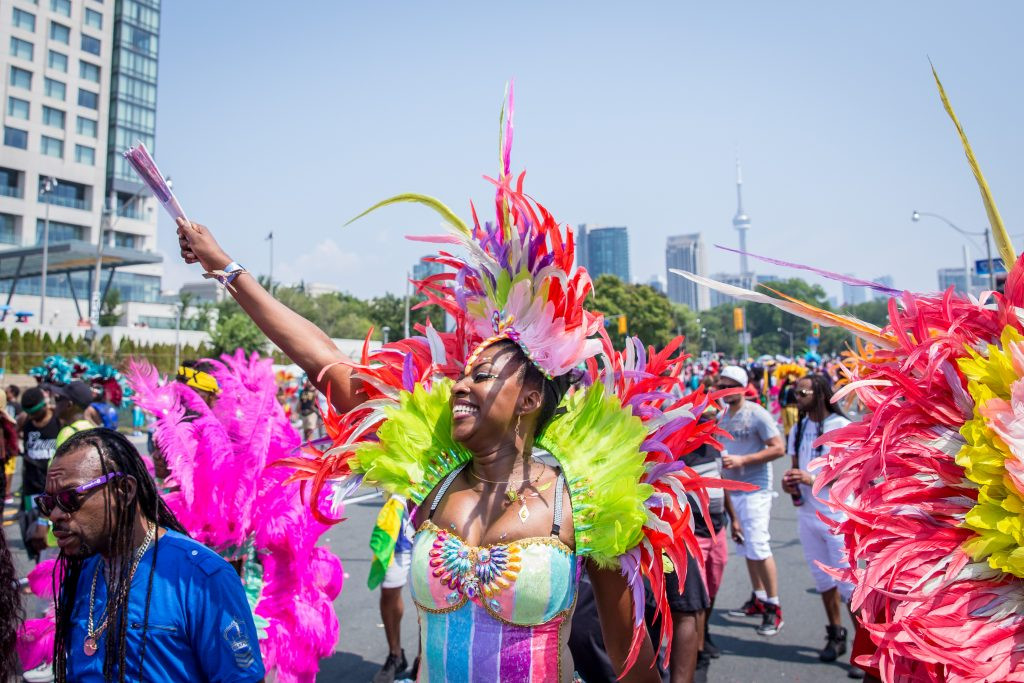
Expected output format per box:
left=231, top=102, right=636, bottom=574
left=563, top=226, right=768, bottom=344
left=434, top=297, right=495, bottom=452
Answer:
left=716, top=245, right=903, bottom=296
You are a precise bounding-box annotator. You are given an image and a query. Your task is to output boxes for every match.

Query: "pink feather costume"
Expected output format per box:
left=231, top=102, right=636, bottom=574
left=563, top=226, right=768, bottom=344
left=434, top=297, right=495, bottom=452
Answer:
left=127, top=350, right=344, bottom=683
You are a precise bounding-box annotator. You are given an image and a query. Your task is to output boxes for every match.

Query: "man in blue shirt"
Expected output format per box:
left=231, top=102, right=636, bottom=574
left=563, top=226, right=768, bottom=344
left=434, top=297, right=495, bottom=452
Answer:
left=40, top=428, right=265, bottom=682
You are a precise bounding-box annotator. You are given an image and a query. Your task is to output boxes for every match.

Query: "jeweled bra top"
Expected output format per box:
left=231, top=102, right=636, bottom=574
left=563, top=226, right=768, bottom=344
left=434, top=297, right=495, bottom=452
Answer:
left=410, top=462, right=578, bottom=624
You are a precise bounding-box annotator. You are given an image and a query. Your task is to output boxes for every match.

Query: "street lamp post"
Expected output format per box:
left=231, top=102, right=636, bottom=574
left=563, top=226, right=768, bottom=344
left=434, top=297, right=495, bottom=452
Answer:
left=382, top=326, right=390, bottom=344
left=912, top=210, right=995, bottom=291
left=92, top=183, right=158, bottom=327
left=39, top=177, right=58, bottom=323
left=777, top=327, right=795, bottom=358
left=700, top=327, right=717, bottom=354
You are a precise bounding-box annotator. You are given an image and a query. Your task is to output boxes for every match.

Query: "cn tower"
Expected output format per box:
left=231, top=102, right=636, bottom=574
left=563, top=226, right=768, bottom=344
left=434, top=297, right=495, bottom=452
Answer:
left=733, top=158, right=751, bottom=276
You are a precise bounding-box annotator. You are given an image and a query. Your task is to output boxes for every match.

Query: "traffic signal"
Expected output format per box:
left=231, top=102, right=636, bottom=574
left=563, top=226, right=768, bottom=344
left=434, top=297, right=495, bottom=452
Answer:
left=732, top=307, right=745, bottom=332
left=811, top=323, right=821, bottom=338
left=617, top=315, right=628, bottom=335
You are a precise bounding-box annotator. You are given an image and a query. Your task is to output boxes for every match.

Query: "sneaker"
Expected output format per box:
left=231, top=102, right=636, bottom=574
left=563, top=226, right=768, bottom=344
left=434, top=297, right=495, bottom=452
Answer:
left=756, top=603, right=784, bottom=636
left=847, top=667, right=865, bottom=679
left=22, top=662, right=55, bottom=683
left=372, top=650, right=408, bottom=683
left=820, top=624, right=848, bottom=662
left=727, top=592, right=766, bottom=617
left=703, top=630, right=721, bottom=658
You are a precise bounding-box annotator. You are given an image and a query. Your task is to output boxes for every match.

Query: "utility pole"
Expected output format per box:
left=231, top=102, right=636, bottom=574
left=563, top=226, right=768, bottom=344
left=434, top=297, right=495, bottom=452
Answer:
left=39, top=177, right=57, bottom=324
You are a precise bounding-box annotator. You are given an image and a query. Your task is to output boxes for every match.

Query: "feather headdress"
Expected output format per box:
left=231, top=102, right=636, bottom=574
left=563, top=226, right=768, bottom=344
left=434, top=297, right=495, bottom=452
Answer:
left=670, top=68, right=1024, bottom=682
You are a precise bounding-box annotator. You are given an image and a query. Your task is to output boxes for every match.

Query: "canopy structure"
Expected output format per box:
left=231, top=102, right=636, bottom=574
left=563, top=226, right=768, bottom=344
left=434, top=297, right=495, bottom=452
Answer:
left=0, top=240, right=162, bottom=321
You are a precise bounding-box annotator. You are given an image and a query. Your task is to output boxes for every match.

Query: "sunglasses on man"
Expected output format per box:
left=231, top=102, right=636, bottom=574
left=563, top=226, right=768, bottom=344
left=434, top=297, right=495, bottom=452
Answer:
left=35, top=471, right=126, bottom=517
left=795, top=389, right=814, bottom=397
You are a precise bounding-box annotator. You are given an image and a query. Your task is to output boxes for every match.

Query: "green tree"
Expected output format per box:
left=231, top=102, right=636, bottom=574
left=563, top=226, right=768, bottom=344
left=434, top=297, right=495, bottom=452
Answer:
left=209, top=312, right=267, bottom=356
left=99, top=290, right=122, bottom=326
left=585, top=275, right=680, bottom=350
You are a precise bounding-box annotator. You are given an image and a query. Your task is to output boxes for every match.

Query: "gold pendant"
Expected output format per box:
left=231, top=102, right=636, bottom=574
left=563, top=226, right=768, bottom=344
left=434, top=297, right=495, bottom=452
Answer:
left=518, top=500, right=530, bottom=524
left=506, top=488, right=518, bottom=504
left=84, top=636, right=98, bottom=656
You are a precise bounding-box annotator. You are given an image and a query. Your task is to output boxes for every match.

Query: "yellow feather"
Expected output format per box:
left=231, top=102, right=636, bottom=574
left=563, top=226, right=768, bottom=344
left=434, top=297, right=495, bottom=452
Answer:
left=931, top=63, right=1017, bottom=269
left=345, top=193, right=470, bottom=236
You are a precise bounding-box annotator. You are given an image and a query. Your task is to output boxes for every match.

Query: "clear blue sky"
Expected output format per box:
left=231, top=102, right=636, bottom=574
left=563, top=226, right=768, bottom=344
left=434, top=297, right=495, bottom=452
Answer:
left=154, top=1, right=1024, bottom=301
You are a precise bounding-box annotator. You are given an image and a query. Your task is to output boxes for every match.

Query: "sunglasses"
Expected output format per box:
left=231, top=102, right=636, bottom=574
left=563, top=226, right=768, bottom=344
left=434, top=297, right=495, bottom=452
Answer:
left=35, top=472, right=125, bottom=517
left=795, top=389, right=814, bottom=397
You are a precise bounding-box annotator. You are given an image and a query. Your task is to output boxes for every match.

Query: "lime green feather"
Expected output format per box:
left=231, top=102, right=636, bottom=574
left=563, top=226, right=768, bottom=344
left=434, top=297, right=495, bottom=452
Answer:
left=538, top=384, right=652, bottom=568
left=352, top=380, right=471, bottom=505
left=345, top=193, right=470, bottom=237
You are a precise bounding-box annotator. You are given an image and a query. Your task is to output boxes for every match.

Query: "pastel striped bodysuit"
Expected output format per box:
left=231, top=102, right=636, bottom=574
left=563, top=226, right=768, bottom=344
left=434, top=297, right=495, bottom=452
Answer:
left=410, top=464, right=580, bottom=682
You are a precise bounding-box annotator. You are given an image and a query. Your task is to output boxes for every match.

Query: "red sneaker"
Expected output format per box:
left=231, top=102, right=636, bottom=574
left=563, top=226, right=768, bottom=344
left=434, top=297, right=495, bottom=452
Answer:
left=727, top=592, right=767, bottom=617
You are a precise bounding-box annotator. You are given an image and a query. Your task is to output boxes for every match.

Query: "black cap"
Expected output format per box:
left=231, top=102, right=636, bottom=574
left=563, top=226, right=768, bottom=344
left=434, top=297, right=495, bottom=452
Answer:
left=21, top=387, right=47, bottom=415
left=51, top=380, right=93, bottom=409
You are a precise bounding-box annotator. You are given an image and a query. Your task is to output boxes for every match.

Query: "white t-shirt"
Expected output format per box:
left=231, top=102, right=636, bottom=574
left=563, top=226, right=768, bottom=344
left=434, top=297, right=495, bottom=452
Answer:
left=787, top=413, right=850, bottom=520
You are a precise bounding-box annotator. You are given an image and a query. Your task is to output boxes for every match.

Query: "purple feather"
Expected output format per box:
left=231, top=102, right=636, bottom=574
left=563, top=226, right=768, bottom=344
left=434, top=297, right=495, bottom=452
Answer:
left=401, top=353, right=416, bottom=392
left=620, top=548, right=646, bottom=627
left=716, top=245, right=903, bottom=296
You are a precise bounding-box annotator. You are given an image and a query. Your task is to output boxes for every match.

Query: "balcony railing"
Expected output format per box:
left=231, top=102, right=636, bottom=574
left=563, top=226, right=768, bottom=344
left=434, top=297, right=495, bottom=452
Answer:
left=40, top=194, right=90, bottom=211
left=0, top=185, right=22, bottom=199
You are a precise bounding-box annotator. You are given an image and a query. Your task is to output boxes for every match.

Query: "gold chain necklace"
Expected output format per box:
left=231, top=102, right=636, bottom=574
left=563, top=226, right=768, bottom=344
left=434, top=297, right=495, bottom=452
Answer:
left=84, top=523, right=156, bottom=657
left=467, top=466, right=548, bottom=524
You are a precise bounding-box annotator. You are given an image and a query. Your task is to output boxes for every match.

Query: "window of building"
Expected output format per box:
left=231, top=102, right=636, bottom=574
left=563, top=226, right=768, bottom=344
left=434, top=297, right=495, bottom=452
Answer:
left=76, top=116, right=97, bottom=137
left=113, top=231, right=139, bottom=248
left=79, top=60, right=100, bottom=83
left=12, top=8, right=36, bottom=32
left=80, top=35, right=101, bottom=56
left=50, top=0, right=71, bottom=17
left=74, top=144, right=95, bottom=165
left=123, top=1, right=158, bottom=32
left=39, top=179, right=88, bottom=210
left=49, top=21, right=70, bottom=45
left=7, top=97, right=30, bottom=120
left=42, top=105, right=65, bottom=129
left=0, top=215, right=17, bottom=245
left=44, top=78, right=66, bottom=101
left=10, top=66, right=32, bottom=91
left=123, top=26, right=156, bottom=54
left=48, top=50, right=68, bottom=72
left=115, top=74, right=156, bottom=106
left=0, top=169, right=22, bottom=199
left=35, top=219, right=85, bottom=244
left=3, top=127, right=28, bottom=150
left=84, top=8, right=103, bottom=29
left=77, top=88, right=98, bottom=109
left=40, top=135, right=63, bottom=158
left=10, top=37, right=34, bottom=61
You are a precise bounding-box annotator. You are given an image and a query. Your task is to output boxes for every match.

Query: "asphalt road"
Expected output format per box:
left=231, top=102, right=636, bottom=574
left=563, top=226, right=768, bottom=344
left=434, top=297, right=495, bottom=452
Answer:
left=6, top=434, right=859, bottom=682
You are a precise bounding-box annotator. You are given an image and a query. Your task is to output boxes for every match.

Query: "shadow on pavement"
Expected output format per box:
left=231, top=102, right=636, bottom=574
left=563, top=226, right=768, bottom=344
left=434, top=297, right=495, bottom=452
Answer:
left=317, top=651, right=380, bottom=682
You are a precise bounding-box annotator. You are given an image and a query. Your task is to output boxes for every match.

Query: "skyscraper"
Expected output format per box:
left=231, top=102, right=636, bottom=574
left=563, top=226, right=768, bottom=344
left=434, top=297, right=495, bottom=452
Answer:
left=665, top=233, right=709, bottom=310
left=577, top=224, right=629, bottom=283
left=412, top=254, right=444, bottom=282
left=842, top=277, right=867, bottom=306
left=0, top=0, right=165, bottom=326
left=872, top=275, right=895, bottom=301
left=733, top=159, right=751, bottom=276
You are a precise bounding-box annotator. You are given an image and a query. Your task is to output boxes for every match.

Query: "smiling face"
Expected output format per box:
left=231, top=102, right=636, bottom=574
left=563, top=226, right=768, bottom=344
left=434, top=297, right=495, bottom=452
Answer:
left=450, top=342, right=542, bottom=455
left=45, top=445, right=135, bottom=559
left=716, top=377, right=744, bottom=405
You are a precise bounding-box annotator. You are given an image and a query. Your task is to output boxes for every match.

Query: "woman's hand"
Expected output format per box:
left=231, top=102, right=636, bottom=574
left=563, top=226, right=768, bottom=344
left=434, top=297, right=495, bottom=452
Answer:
left=176, top=218, right=231, bottom=272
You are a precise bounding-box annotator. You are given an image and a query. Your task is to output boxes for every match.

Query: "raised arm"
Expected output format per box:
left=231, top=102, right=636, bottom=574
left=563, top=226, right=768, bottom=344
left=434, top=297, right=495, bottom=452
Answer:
left=176, top=218, right=364, bottom=413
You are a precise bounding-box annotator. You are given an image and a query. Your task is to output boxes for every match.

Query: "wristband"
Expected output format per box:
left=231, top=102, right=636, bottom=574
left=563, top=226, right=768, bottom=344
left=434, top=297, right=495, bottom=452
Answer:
left=203, top=261, right=248, bottom=291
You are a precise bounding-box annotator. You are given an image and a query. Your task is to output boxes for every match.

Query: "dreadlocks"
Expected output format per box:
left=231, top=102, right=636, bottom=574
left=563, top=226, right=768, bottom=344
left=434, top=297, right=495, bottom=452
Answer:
left=52, top=429, right=187, bottom=683
left=0, top=526, right=22, bottom=681
left=792, top=373, right=844, bottom=460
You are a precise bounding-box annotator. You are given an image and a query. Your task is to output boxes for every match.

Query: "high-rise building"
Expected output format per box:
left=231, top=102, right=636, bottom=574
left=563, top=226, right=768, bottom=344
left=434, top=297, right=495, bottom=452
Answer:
left=412, top=255, right=444, bottom=282
left=645, top=274, right=664, bottom=294
left=707, top=272, right=779, bottom=308
left=0, top=0, right=165, bottom=327
left=872, top=275, right=895, bottom=301
left=665, top=233, right=709, bottom=310
left=577, top=224, right=629, bottom=283
left=937, top=267, right=985, bottom=295
left=842, top=277, right=867, bottom=307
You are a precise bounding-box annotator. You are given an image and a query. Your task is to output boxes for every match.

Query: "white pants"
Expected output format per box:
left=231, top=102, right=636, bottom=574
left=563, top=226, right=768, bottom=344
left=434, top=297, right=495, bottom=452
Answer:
left=797, top=511, right=853, bottom=600
left=732, top=490, right=774, bottom=560
left=381, top=550, right=412, bottom=589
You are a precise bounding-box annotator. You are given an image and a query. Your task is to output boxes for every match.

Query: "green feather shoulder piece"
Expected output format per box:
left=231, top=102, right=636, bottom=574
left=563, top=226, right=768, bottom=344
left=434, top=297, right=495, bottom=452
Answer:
left=538, top=383, right=652, bottom=568
left=352, top=380, right=471, bottom=505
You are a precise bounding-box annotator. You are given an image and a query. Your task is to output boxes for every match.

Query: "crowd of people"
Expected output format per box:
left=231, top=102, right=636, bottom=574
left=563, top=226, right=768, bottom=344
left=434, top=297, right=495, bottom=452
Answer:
left=2, top=81, right=1023, bottom=683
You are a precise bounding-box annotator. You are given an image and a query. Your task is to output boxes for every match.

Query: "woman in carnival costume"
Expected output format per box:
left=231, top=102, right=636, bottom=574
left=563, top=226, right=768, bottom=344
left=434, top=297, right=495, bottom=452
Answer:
left=674, top=69, right=1024, bottom=682
left=175, top=87, right=750, bottom=681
